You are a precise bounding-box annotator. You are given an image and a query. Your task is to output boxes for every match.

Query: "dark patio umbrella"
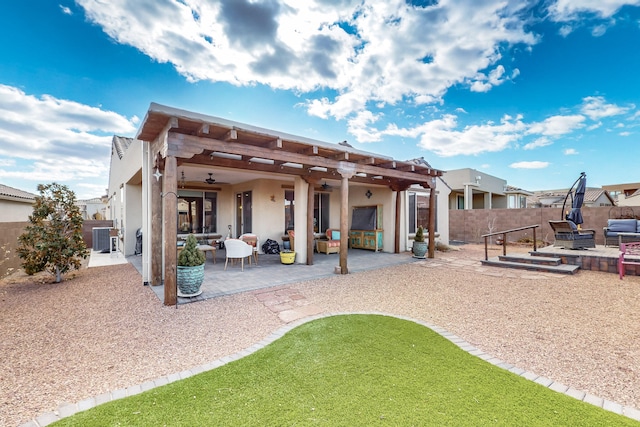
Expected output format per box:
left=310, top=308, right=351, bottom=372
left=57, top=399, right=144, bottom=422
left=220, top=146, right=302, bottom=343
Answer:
left=564, top=172, right=586, bottom=226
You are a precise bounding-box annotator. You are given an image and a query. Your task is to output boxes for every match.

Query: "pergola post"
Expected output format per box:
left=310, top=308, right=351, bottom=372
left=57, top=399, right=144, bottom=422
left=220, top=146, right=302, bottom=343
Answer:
left=150, top=162, right=162, bottom=286
left=338, top=165, right=355, bottom=274
left=162, top=156, right=178, bottom=306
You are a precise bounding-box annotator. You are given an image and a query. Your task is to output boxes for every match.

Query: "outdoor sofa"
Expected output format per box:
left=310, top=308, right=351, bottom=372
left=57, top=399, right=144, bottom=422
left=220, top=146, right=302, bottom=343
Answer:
left=603, top=218, right=640, bottom=247
left=548, top=220, right=596, bottom=250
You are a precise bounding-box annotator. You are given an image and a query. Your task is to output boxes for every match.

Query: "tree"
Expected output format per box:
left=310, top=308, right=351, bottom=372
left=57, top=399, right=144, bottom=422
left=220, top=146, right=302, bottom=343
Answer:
left=18, top=183, right=88, bottom=283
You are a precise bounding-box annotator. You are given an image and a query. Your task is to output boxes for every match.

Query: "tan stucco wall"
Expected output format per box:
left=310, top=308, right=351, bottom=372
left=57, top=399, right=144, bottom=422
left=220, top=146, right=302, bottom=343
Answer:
left=0, top=199, right=34, bottom=222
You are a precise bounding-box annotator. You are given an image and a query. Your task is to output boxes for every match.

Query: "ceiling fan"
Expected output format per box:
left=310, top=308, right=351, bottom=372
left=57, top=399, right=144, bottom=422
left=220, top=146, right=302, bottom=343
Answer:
left=321, top=181, right=331, bottom=190
left=205, top=173, right=216, bottom=184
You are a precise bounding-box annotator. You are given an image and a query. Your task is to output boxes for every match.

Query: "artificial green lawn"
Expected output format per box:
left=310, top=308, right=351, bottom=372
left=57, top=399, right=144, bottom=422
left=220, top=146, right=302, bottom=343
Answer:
left=53, top=315, right=637, bottom=426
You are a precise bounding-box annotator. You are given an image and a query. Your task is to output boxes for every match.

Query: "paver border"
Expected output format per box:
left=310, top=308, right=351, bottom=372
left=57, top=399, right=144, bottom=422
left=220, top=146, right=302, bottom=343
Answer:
left=23, top=312, right=640, bottom=426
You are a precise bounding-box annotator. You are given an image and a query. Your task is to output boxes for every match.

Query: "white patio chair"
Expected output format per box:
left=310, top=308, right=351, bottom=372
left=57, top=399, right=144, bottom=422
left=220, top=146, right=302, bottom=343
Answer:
left=224, top=238, right=253, bottom=271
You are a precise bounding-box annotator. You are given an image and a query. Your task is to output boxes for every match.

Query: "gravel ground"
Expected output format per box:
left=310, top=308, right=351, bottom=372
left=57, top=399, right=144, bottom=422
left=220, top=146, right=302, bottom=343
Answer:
left=2, top=244, right=639, bottom=426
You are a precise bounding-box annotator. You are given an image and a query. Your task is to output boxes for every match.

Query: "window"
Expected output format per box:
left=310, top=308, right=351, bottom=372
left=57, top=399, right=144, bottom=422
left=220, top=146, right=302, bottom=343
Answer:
left=508, top=194, right=516, bottom=209
left=177, top=190, right=217, bottom=234
left=314, top=192, right=330, bottom=233
left=409, top=192, right=434, bottom=233
left=457, top=195, right=464, bottom=210
left=519, top=195, right=527, bottom=208
left=284, top=190, right=294, bottom=233
left=284, top=190, right=330, bottom=234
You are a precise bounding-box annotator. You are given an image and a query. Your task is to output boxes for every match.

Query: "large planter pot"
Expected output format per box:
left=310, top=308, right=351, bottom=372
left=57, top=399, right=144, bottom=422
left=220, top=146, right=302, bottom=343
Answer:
left=177, top=264, right=205, bottom=297
left=412, top=241, right=428, bottom=259
left=280, top=251, right=296, bottom=264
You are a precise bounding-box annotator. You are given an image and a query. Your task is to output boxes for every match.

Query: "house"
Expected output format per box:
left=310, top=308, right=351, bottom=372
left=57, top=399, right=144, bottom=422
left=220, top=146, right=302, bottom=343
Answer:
left=0, top=183, right=35, bottom=222
left=76, top=197, right=108, bottom=220
left=443, top=168, right=532, bottom=210
left=108, top=103, right=446, bottom=305
left=528, top=188, right=615, bottom=209
left=602, top=182, right=640, bottom=207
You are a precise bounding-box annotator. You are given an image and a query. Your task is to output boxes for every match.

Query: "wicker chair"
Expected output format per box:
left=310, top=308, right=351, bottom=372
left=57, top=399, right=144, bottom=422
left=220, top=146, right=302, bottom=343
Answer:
left=548, top=220, right=596, bottom=249
left=316, top=229, right=341, bottom=254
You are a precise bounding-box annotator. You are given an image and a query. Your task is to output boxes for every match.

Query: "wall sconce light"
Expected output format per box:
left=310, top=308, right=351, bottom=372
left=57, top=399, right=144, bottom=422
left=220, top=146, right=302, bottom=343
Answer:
left=270, top=194, right=276, bottom=202
left=180, top=171, right=186, bottom=188
left=153, top=167, right=163, bottom=182
left=365, top=189, right=373, bottom=199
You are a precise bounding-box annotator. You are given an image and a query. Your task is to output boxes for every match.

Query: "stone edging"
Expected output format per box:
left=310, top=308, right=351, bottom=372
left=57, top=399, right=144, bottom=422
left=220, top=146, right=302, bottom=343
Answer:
left=24, top=312, right=640, bottom=426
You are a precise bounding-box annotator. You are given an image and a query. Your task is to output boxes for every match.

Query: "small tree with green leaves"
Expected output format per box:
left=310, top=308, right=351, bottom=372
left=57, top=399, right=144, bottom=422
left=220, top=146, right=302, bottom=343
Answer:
left=18, top=183, right=88, bottom=283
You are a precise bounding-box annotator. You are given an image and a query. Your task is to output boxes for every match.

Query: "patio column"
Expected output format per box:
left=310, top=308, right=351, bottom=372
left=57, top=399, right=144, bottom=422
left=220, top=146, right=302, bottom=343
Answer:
left=305, top=177, right=319, bottom=265
left=162, top=156, right=178, bottom=306
left=428, top=179, right=436, bottom=259
left=338, top=164, right=355, bottom=274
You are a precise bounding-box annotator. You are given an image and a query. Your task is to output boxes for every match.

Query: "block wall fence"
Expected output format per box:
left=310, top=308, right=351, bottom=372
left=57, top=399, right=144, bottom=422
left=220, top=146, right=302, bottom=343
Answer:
left=0, top=220, right=113, bottom=278
left=448, top=206, right=634, bottom=246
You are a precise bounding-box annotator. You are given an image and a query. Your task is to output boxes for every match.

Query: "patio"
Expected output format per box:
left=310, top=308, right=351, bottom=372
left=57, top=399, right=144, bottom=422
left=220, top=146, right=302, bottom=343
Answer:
left=127, top=248, right=421, bottom=305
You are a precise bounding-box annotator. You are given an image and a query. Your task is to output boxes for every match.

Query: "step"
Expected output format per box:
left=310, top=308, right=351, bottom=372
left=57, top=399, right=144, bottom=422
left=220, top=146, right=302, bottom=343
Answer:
left=481, top=257, right=581, bottom=275
left=498, top=254, right=562, bottom=266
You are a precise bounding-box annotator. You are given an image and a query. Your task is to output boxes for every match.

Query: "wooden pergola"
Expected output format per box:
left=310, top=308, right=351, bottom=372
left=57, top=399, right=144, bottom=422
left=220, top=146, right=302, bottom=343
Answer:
left=137, top=103, right=443, bottom=305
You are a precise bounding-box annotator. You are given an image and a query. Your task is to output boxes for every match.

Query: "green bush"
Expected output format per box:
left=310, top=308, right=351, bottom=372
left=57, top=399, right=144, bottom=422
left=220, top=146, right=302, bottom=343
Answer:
left=178, top=234, right=205, bottom=266
left=414, top=225, right=425, bottom=242
left=17, top=183, right=87, bottom=283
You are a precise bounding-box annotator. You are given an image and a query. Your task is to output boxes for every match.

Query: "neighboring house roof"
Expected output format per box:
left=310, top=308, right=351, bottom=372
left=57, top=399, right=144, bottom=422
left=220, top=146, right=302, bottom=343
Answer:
left=528, top=188, right=615, bottom=207
left=0, top=183, right=36, bottom=203
left=407, top=158, right=453, bottom=191
left=112, top=135, right=134, bottom=159
left=504, top=185, right=533, bottom=196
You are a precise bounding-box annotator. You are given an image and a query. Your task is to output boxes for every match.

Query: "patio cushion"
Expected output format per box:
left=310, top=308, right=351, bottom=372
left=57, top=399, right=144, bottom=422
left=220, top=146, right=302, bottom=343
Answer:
left=326, top=240, right=340, bottom=247
left=607, top=219, right=637, bottom=233
left=567, top=220, right=577, bottom=230
left=331, top=230, right=341, bottom=240
left=637, top=220, right=640, bottom=233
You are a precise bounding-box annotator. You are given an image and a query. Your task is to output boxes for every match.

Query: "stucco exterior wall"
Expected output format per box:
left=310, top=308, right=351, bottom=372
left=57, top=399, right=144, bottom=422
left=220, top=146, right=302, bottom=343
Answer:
left=0, top=199, right=34, bottom=222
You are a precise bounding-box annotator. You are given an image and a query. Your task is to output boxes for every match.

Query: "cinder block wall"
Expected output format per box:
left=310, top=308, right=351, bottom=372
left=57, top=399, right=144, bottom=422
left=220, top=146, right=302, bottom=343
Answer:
left=449, top=206, right=627, bottom=245
left=0, top=220, right=113, bottom=278
left=0, top=222, right=29, bottom=278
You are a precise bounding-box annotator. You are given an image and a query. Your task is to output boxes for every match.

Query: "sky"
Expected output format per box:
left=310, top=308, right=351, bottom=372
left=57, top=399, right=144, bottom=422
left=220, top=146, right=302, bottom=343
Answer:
left=1, top=1, right=639, bottom=200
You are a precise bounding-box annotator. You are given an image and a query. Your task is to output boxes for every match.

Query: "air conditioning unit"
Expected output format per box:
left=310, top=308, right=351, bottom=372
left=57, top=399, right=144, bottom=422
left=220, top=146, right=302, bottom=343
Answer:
left=92, top=227, right=112, bottom=252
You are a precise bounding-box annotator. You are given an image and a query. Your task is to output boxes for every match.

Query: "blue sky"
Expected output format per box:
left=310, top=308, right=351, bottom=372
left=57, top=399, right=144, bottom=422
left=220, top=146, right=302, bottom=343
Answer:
left=1, top=1, right=639, bottom=199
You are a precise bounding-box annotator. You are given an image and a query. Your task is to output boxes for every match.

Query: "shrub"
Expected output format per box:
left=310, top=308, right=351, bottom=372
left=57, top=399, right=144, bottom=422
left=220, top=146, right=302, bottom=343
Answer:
left=17, top=183, right=88, bottom=283
left=178, top=234, right=206, bottom=266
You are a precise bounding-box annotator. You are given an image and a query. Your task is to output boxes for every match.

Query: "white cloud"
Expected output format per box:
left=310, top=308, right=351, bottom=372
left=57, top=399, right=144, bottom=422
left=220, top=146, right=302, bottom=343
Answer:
left=60, top=5, right=72, bottom=15
left=509, top=161, right=549, bottom=169
left=527, top=114, right=585, bottom=136
left=619, top=131, right=632, bottom=136
left=523, top=137, right=553, bottom=150
left=405, top=114, right=526, bottom=157
left=581, top=96, right=630, bottom=120
left=0, top=158, right=16, bottom=167
left=548, top=0, right=640, bottom=22
left=75, top=0, right=538, bottom=122
left=564, top=148, right=578, bottom=155
left=0, top=84, right=137, bottom=197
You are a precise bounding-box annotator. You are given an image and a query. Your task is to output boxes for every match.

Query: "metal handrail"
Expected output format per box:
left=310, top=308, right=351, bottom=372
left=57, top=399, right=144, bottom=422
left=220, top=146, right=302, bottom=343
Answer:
left=480, top=225, right=540, bottom=261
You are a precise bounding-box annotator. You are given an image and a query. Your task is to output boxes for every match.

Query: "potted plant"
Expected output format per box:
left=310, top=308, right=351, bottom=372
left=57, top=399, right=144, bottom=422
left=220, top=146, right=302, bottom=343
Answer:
left=177, top=234, right=206, bottom=297
left=412, top=226, right=428, bottom=259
